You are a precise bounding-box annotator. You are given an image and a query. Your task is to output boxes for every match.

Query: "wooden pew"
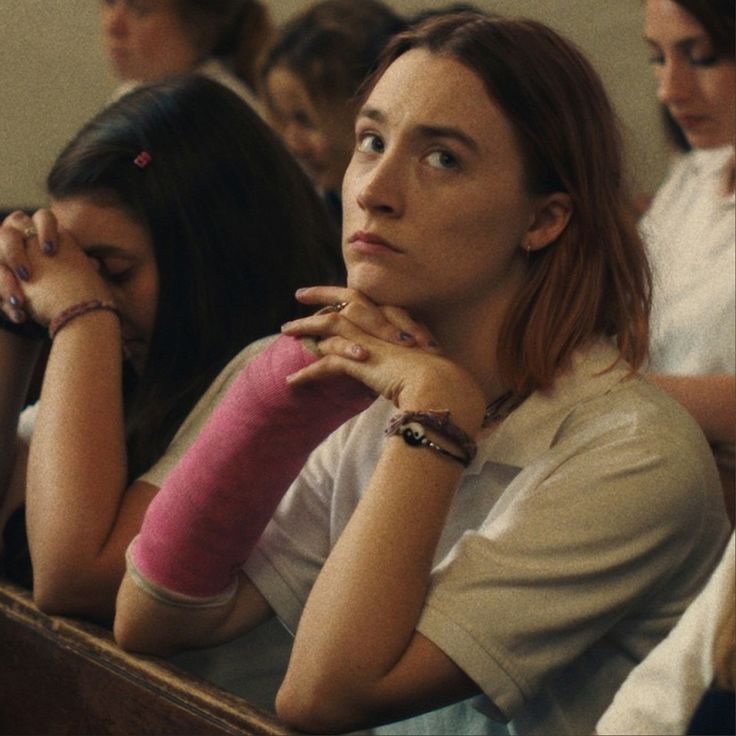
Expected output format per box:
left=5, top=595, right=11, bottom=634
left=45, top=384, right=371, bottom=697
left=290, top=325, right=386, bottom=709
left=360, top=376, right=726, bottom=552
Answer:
left=0, top=577, right=294, bottom=735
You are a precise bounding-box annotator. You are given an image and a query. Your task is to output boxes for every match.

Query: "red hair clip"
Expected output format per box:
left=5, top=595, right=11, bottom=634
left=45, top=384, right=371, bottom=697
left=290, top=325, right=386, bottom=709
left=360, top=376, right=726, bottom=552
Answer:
left=133, top=151, right=152, bottom=169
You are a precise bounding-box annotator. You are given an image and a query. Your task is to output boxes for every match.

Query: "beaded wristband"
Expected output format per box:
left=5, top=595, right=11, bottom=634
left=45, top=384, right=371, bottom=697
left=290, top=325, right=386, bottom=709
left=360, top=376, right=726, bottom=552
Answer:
left=385, top=410, right=478, bottom=468
left=48, top=299, right=119, bottom=340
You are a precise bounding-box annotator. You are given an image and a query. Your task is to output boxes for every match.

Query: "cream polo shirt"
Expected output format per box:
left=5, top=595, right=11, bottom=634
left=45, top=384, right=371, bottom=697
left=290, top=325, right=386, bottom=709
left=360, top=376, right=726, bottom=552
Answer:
left=244, top=341, right=730, bottom=736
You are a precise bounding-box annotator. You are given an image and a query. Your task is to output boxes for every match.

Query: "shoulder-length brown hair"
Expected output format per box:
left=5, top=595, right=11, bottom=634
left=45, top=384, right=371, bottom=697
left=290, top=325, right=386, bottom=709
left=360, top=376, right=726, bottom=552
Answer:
left=361, top=13, right=651, bottom=396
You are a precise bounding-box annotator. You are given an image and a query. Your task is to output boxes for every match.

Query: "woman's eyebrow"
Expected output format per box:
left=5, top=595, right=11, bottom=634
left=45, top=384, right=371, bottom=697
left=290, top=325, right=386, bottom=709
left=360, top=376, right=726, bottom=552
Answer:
left=358, top=106, right=479, bottom=153
left=644, top=33, right=711, bottom=52
left=415, top=124, right=479, bottom=153
left=357, top=105, right=386, bottom=123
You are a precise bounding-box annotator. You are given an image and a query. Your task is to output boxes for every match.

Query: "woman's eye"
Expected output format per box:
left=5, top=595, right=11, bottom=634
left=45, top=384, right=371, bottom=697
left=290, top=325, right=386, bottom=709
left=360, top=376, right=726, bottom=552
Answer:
left=426, top=150, right=459, bottom=170
left=93, top=257, right=133, bottom=284
left=689, top=54, right=718, bottom=68
left=356, top=133, right=384, bottom=154
left=647, top=55, right=665, bottom=66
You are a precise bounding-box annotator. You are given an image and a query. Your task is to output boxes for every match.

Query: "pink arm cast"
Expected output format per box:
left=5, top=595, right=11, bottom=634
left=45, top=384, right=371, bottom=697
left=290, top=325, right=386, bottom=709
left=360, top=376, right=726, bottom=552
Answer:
left=129, top=335, right=373, bottom=600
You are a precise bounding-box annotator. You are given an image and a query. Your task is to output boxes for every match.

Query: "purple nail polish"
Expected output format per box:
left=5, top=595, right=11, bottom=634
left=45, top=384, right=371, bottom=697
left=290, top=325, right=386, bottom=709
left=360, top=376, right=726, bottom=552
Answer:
left=398, top=331, right=414, bottom=342
left=9, top=295, right=20, bottom=308
left=42, top=240, right=55, bottom=255
left=16, top=266, right=29, bottom=281
left=351, top=344, right=364, bottom=356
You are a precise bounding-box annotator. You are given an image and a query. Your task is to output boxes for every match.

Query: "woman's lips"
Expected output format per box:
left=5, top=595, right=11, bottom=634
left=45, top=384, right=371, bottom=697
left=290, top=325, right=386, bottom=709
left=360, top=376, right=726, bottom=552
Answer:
left=347, top=231, right=401, bottom=254
left=675, top=114, right=708, bottom=131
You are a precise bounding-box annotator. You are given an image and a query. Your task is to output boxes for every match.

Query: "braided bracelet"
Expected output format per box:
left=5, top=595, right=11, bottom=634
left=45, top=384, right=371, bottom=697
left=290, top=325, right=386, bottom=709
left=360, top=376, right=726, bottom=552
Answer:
left=385, top=410, right=477, bottom=468
left=48, top=300, right=119, bottom=340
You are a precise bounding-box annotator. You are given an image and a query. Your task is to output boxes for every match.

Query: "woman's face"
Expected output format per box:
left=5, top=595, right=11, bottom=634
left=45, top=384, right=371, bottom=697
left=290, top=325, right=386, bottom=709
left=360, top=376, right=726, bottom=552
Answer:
left=52, top=196, right=159, bottom=376
left=100, top=0, right=199, bottom=83
left=265, top=65, right=356, bottom=193
left=341, top=49, right=537, bottom=323
left=645, top=0, right=736, bottom=149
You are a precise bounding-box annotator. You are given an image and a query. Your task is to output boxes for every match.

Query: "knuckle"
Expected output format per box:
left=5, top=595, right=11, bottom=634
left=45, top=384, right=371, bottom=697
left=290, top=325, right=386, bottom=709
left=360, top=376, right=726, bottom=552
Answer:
left=5, top=210, right=30, bottom=225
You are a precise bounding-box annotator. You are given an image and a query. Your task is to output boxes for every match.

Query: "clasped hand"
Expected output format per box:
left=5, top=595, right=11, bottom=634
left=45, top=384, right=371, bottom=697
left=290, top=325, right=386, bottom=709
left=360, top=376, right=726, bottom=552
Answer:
left=0, top=209, right=111, bottom=328
left=281, top=286, right=487, bottom=435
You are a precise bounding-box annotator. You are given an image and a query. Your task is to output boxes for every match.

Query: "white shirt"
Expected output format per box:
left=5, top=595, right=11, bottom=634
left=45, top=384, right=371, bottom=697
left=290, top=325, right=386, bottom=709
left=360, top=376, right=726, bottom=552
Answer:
left=642, top=146, right=735, bottom=374
left=596, top=533, right=735, bottom=735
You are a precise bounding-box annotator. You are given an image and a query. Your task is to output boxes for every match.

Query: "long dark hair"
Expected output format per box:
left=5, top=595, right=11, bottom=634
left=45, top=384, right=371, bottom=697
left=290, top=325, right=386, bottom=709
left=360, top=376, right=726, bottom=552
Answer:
left=47, top=76, right=343, bottom=479
left=363, top=13, right=650, bottom=396
left=671, top=0, right=735, bottom=58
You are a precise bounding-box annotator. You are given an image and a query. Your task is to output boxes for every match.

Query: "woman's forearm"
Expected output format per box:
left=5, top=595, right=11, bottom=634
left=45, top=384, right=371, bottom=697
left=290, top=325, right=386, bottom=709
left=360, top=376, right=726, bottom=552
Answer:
left=279, top=427, right=470, bottom=731
left=25, top=312, right=132, bottom=618
left=648, top=373, right=735, bottom=444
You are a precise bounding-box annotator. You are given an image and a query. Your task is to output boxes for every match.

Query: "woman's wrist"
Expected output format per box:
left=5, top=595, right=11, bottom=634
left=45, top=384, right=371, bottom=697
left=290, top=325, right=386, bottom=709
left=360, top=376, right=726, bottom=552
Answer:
left=397, top=368, right=486, bottom=436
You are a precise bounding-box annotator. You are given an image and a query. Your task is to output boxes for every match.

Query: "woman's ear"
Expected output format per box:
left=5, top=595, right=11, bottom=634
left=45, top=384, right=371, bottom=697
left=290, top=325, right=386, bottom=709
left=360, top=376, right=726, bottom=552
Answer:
left=522, top=192, right=573, bottom=252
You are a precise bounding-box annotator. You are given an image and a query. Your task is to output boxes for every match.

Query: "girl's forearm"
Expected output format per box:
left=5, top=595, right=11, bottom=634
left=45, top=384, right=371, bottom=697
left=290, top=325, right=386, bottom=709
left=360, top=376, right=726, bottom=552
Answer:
left=25, top=312, right=130, bottom=616
left=280, top=435, right=465, bottom=729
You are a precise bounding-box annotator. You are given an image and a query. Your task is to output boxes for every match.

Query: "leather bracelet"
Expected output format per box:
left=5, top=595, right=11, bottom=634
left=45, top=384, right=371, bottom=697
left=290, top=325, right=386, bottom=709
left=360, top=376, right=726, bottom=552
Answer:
left=385, top=410, right=478, bottom=468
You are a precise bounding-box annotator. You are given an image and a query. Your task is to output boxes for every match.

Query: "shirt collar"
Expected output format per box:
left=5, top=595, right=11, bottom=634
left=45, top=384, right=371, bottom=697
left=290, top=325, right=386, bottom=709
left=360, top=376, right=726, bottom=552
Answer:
left=469, top=340, right=632, bottom=472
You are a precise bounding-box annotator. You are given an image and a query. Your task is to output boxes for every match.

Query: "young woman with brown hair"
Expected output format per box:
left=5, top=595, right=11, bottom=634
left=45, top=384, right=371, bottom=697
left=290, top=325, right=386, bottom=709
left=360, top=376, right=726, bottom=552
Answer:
left=115, top=13, right=729, bottom=735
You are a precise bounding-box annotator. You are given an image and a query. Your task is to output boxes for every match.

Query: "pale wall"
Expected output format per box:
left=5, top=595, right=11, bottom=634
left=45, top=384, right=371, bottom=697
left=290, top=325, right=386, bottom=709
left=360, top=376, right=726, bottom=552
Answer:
left=0, top=0, right=667, bottom=209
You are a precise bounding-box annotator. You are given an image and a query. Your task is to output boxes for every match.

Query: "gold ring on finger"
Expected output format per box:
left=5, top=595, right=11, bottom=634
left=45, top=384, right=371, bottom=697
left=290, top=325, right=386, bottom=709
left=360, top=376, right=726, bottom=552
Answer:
left=22, top=225, right=38, bottom=240
left=318, top=301, right=349, bottom=315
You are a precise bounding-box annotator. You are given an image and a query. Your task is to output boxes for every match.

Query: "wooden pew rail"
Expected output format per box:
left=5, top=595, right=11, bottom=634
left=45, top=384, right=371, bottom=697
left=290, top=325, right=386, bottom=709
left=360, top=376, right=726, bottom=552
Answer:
left=0, top=577, right=294, bottom=735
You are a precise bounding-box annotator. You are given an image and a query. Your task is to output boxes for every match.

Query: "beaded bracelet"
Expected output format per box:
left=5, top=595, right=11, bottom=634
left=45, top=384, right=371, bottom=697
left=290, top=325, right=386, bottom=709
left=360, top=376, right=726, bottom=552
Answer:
left=48, top=299, right=119, bottom=340
left=385, top=410, right=478, bottom=468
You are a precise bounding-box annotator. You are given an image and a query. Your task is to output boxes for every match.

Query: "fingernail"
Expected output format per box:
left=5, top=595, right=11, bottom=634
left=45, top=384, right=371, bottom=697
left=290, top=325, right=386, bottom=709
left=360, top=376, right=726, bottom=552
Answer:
left=281, top=321, right=293, bottom=331
left=16, top=266, right=30, bottom=281
left=351, top=344, right=366, bottom=357
left=295, top=288, right=308, bottom=295
left=398, top=331, right=414, bottom=342
left=12, top=308, right=26, bottom=323
left=9, top=295, right=21, bottom=308
left=42, top=240, right=55, bottom=255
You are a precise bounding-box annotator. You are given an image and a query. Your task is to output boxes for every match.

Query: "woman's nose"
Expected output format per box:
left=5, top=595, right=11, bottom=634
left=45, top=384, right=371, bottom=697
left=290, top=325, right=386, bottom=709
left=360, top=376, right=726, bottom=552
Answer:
left=355, top=156, right=403, bottom=217
left=657, top=58, right=691, bottom=107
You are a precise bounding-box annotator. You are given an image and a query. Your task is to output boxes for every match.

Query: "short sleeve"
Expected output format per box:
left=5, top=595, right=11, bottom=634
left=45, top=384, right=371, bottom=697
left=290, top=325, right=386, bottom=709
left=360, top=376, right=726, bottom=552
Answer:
left=243, top=403, right=386, bottom=634
left=243, top=435, right=339, bottom=634
left=417, top=391, right=727, bottom=719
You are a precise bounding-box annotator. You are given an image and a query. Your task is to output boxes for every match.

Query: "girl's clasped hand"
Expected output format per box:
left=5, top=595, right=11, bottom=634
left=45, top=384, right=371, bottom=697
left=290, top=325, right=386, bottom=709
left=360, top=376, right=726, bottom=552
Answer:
left=281, top=286, right=485, bottom=433
left=0, top=211, right=114, bottom=335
